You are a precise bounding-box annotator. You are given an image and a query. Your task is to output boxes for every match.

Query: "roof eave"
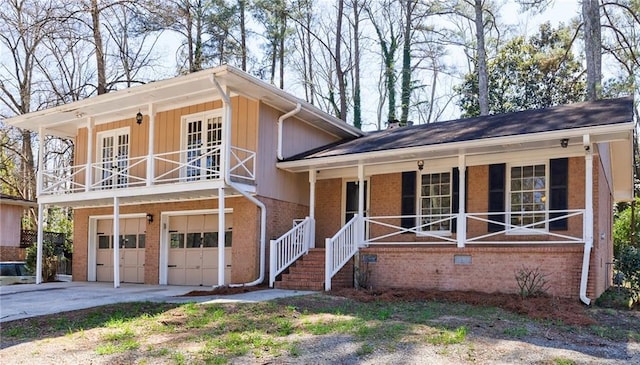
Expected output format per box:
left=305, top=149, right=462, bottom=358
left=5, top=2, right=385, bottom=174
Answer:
left=277, top=122, right=635, bottom=172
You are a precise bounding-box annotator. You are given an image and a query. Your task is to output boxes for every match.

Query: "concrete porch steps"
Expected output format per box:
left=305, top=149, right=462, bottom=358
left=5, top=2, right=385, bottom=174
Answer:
left=274, top=248, right=354, bottom=291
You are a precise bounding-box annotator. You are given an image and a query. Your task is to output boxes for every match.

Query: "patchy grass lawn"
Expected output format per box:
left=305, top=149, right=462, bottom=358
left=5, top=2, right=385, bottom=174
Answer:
left=1, top=292, right=639, bottom=364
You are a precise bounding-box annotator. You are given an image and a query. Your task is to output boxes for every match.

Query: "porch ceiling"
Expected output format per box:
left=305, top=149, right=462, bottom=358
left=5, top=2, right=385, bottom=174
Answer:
left=4, top=65, right=362, bottom=140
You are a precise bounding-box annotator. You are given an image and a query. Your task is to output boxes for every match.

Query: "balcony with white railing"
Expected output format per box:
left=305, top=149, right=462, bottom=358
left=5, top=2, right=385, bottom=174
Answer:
left=38, top=145, right=256, bottom=198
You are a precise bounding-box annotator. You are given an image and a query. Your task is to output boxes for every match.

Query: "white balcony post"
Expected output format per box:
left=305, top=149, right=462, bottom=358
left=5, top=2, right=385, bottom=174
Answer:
left=113, top=197, right=120, bottom=288
left=35, top=203, right=44, bottom=284
left=37, top=127, right=45, bottom=196
left=146, top=103, right=155, bottom=186
left=85, top=118, right=94, bottom=192
left=217, top=187, right=226, bottom=287
left=457, top=154, right=466, bottom=248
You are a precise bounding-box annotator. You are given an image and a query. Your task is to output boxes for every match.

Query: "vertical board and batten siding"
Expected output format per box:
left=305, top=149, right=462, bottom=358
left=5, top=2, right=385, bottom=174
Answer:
left=255, top=102, right=341, bottom=205
left=72, top=97, right=258, bottom=184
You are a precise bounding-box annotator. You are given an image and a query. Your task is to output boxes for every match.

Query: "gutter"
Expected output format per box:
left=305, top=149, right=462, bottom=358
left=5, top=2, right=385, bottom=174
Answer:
left=277, top=103, right=302, bottom=160
left=211, top=74, right=266, bottom=287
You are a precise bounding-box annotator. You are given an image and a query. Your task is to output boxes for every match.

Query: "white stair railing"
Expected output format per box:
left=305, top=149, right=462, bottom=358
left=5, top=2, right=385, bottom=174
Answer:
left=325, top=214, right=361, bottom=291
left=269, top=216, right=314, bottom=287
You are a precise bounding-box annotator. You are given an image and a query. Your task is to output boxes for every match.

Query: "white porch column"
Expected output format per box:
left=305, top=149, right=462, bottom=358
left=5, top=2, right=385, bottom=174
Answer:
left=579, top=135, right=594, bottom=304
left=35, top=203, right=44, bottom=284
left=309, top=169, right=316, bottom=248
left=358, top=164, right=365, bottom=242
left=457, top=154, right=466, bottom=248
left=309, top=169, right=316, bottom=218
left=113, top=197, right=120, bottom=288
left=218, top=187, right=226, bottom=287
left=146, top=104, right=155, bottom=186
left=85, top=118, right=94, bottom=192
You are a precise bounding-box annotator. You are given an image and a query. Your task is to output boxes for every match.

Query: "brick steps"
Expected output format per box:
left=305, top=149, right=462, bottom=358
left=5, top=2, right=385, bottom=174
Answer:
left=274, top=248, right=354, bottom=291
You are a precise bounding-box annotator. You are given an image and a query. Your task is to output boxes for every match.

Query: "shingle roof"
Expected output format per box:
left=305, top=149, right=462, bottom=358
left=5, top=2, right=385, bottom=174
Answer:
left=287, top=96, right=634, bottom=161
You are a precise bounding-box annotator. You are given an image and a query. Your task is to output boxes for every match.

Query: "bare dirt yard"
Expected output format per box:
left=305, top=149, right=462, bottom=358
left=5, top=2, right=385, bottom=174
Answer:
left=1, top=287, right=639, bottom=364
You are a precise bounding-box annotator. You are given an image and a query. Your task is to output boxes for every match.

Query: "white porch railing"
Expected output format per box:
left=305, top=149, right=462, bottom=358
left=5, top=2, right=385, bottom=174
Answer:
left=41, top=164, right=87, bottom=194
left=364, top=214, right=458, bottom=244
left=359, top=210, right=585, bottom=245
left=91, top=156, right=147, bottom=189
left=466, top=209, right=585, bottom=244
left=38, top=145, right=256, bottom=196
left=325, top=214, right=362, bottom=291
left=269, top=216, right=315, bottom=287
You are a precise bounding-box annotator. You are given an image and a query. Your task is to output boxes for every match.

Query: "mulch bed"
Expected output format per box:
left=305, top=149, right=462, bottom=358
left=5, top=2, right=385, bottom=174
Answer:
left=180, top=284, right=268, bottom=297
left=329, top=288, right=596, bottom=326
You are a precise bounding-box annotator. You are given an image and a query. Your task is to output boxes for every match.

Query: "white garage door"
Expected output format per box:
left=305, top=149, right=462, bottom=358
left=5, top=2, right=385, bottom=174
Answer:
left=167, top=213, right=232, bottom=286
left=96, top=217, right=146, bottom=283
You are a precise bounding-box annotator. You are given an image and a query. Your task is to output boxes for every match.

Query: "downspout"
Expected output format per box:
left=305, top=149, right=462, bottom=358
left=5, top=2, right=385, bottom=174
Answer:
left=580, top=136, right=594, bottom=305
left=210, top=74, right=266, bottom=287
left=277, top=103, right=301, bottom=160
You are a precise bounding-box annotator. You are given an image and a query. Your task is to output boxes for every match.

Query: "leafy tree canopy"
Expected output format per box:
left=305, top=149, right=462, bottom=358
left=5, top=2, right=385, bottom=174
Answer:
left=456, top=22, right=586, bottom=117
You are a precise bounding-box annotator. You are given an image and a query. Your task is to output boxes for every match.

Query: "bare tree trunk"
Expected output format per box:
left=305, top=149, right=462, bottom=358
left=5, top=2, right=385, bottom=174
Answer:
left=474, top=0, right=489, bottom=115
left=583, top=0, right=601, bottom=100
left=279, top=10, right=285, bottom=89
left=306, top=5, right=314, bottom=105
left=239, top=0, right=247, bottom=71
left=91, top=0, right=107, bottom=94
left=335, top=0, right=347, bottom=121
left=400, top=0, right=414, bottom=124
left=351, top=0, right=363, bottom=129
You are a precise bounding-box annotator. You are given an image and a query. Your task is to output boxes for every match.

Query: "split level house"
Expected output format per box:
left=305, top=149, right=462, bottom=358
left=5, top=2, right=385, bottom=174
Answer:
left=5, top=65, right=635, bottom=305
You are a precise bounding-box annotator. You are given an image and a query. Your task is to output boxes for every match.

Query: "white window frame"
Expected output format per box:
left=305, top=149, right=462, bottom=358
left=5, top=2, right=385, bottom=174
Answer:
left=180, top=110, right=224, bottom=180
left=95, top=127, right=130, bottom=188
left=506, top=161, right=549, bottom=235
left=417, top=169, right=453, bottom=236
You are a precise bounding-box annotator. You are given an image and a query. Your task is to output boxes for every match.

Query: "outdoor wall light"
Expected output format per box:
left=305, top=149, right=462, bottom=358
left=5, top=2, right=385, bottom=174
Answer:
left=146, top=213, right=153, bottom=223
left=417, top=160, right=424, bottom=171
left=560, top=138, right=569, bottom=148
left=136, top=111, right=143, bottom=125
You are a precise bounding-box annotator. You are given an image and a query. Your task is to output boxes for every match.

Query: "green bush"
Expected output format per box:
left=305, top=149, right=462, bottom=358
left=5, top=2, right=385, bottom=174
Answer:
left=613, top=200, right=640, bottom=257
left=616, top=245, right=640, bottom=290
left=25, top=241, right=62, bottom=282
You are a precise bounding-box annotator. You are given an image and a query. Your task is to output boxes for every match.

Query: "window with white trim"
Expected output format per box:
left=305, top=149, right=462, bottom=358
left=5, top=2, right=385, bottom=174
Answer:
left=419, top=172, right=451, bottom=232
left=96, top=128, right=130, bottom=189
left=182, top=111, right=223, bottom=180
left=508, top=163, right=547, bottom=231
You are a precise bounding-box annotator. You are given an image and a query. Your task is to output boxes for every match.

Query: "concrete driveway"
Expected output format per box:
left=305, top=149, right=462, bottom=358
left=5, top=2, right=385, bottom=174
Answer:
left=0, top=282, right=314, bottom=323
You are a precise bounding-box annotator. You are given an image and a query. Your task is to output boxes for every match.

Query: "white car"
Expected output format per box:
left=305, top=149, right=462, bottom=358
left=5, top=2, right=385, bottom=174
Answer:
left=0, top=261, right=36, bottom=285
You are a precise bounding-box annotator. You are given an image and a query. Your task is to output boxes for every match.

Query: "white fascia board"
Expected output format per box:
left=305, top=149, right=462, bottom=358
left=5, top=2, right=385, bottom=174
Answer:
left=277, top=122, right=635, bottom=172
left=5, top=69, right=220, bottom=131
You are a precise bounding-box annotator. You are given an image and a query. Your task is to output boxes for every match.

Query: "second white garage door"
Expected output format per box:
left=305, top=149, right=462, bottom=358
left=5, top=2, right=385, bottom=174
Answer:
left=167, top=213, right=232, bottom=286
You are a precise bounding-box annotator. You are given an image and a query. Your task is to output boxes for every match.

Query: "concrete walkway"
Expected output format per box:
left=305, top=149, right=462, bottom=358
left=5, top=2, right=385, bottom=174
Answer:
left=0, top=282, right=315, bottom=323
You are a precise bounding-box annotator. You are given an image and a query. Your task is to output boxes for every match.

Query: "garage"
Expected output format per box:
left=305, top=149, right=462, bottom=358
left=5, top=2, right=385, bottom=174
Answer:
left=96, top=217, right=146, bottom=283
left=166, top=213, right=232, bottom=286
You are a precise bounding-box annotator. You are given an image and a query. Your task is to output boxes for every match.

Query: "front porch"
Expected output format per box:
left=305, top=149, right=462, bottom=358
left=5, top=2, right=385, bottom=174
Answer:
left=269, top=208, right=589, bottom=293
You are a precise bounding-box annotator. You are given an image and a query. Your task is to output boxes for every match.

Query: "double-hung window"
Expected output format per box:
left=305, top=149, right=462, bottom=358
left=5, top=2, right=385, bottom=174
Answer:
left=419, top=172, right=452, bottom=233
left=508, top=163, right=547, bottom=232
